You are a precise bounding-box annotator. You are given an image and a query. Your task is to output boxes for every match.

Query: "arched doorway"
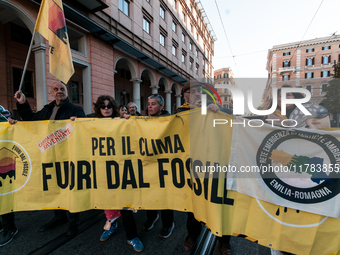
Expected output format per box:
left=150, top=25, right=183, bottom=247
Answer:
left=0, top=0, right=45, bottom=117
left=158, top=77, right=170, bottom=112
left=171, top=83, right=180, bottom=114
left=140, top=69, right=155, bottom=115
left=114, top=57, right=137, bottom=108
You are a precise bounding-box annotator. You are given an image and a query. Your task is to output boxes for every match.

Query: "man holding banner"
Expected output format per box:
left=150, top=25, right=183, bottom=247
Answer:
left=176, top=81, right=234, bottom=255
left=13, top=81, right=85, bottom=235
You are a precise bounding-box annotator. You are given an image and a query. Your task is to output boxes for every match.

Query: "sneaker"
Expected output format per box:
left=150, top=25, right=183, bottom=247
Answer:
left=143, top=214, right=159, bottom=231
left=0, top=228, right=18, bottom=246
left=127, top=237, right=144, bottom=252
left=100, top=221, right=118, bottom=241
left=159, top=222, right=175, bottom=238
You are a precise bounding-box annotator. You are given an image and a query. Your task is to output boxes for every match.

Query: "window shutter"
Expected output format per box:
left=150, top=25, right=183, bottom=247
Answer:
left=305, top=73, right=307, bottom=78
left=329, top=56, right=331, bottom=63
left=311, top=72, right=314, bottom=78
left=328, top=71, right=330, bottom=76
left=312, top=58, right=314, bottom=65
left=306, top=58, right=308, bottom=65
left=321, top=71, right=323, bottom=77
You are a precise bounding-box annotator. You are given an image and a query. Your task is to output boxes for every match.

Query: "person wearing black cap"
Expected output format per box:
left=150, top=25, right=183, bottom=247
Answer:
left=176, top=81, right=232, bottom=255
left=178, top=80, right=221, bottom=111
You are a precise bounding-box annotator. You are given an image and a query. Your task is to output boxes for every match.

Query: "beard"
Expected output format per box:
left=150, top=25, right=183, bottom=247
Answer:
left=190, top=96, right=201, bottom=105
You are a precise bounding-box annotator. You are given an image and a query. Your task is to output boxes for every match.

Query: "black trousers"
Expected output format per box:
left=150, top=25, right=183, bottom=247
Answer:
left=54, top=210, right=79, bottom=222
left=121, top=210, right=138, bottom=240
left=218, top=235, right=231, bottom=244
left=187, top=212, right=202, bottom=239
left=146, top=210, right=173, bottom=228
left=1, top=212, right=15, bottom=232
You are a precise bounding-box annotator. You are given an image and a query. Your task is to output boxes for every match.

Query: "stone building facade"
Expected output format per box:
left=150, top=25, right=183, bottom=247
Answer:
left=214, top=67, right=235, bottom=109
left=263, top=35, right=340, bottom=109
left=0, top=0, right=216, bottom=116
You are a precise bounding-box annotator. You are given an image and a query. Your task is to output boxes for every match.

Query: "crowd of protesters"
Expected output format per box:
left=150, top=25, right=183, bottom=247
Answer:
left=0, top=80, right=331, bottom=255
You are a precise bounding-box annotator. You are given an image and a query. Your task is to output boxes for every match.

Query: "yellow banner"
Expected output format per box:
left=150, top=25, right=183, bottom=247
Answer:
left=34, top=0, right=74, bottom=84
left=0, top=111, right=340, bottom=255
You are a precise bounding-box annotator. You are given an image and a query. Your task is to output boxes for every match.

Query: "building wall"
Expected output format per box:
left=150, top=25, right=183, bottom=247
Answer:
left=0, top=0, right=215, bottom=116
left=214, top=67, right=235, bottom=109
left=264, top=35, right=340, bottom=109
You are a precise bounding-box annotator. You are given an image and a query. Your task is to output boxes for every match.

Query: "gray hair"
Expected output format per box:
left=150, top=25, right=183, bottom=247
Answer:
left=127, top=102, right=138, bottom=109
left=148, top=94, right=164, bottom=106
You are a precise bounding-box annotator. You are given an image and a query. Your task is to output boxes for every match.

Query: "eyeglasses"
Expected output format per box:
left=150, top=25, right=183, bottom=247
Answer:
left=100, top=105, right=112, bottom=110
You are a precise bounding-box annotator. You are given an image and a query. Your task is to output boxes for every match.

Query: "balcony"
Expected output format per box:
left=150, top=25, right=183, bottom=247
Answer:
left=278, top=66, right=295, bottom=74
left=321, top=63, right=332, bottom=68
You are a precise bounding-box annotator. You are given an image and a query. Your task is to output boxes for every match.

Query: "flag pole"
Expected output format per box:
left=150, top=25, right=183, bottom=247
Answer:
left=18, top=30, right=36, bottom=92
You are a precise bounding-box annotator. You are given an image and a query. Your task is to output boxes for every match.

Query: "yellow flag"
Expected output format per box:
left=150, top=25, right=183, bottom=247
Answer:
left=34, top=0, right=74, bottom=84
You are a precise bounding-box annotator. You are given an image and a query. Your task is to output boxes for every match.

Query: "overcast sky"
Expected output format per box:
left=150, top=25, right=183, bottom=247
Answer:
left=200, top=0, right=340, bottom=108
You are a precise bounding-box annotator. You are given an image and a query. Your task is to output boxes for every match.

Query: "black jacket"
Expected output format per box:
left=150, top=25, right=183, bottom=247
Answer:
left=17, top=97, right=85, bottom=121
left=160, top=109, right=170, bottom=116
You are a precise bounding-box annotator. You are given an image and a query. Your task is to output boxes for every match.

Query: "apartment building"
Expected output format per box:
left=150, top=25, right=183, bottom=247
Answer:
left=0, top=0, right=216, bottom=115
left=263, top=34, right=340, bottom=109
left=214, top=67, right=235, bottom=109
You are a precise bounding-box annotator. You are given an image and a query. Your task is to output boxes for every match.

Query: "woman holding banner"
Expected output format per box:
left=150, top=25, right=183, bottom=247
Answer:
left=93, top=96, right=145, bottom=252
left=93, top=95, right=122, bottom=242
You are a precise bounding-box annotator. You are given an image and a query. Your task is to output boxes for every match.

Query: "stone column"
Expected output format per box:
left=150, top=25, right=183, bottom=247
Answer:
left=32, top=44, right=47, bottom=110
left=164, top=90, right=172, bottom=113
left=130, top=78, right=142, bottom=111
left=149, top=84, right=159, bottom=94
left=175, top=94, right=182, bottom=109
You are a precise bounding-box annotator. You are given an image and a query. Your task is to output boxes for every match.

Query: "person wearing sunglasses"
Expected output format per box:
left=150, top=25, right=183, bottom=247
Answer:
left=93, top=95, right=122, bottom=242
left=93, top=95, right=120, bottom=118
left=93, top=96, right=145, bottom=250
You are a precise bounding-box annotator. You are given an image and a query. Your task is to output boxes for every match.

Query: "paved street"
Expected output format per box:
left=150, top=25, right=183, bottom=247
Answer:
left=1, top=210, right=271, bottom=255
